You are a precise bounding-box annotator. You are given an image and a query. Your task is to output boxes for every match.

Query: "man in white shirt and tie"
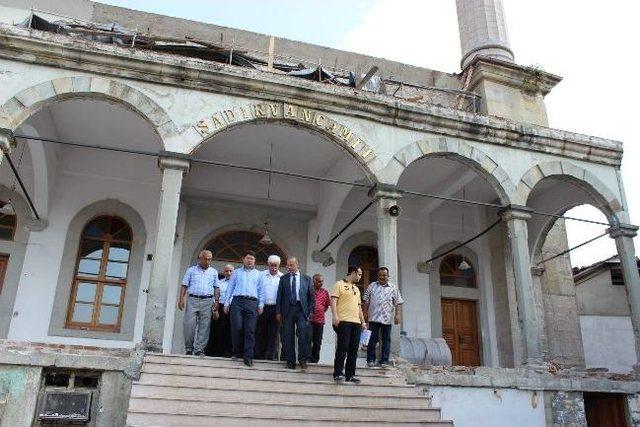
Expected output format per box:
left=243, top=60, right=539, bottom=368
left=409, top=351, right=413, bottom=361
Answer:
left=254, top=255, right=283, bottom=360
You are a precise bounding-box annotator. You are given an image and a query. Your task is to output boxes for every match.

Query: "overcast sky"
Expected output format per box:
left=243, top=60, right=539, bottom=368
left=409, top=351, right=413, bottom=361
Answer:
left=99, top=0, right=640, bottom=268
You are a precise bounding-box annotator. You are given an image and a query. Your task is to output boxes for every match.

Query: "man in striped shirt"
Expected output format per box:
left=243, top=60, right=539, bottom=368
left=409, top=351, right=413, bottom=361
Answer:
left=363, top=267, right=403, bottom=368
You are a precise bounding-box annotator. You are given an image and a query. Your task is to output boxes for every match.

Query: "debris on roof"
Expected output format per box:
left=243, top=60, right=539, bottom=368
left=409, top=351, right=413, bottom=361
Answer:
left=18, top=12, right=480, bottom=112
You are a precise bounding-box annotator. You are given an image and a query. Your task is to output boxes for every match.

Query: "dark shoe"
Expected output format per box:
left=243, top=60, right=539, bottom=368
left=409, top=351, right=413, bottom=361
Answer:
left=299, top=362, right=308, bottom=370
left=243, top=358, right=253, bottom=367
left=333, top=374, right=345, bottom=382
left=185, top=351, right=193, bottom=356
left=345, top=376, right=361, bottom=384
left=286, top=362, right=296, bottom=369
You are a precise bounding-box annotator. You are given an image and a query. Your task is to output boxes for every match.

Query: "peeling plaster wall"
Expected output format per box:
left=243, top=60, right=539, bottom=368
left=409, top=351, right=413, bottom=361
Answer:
left=428, top=386, right=546, bottom=427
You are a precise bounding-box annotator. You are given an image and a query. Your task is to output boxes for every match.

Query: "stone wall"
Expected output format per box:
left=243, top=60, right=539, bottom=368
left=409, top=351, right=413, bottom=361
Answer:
left=0, top=341, right=137, bottom=426
left=539, top=220, right=585, bottom=367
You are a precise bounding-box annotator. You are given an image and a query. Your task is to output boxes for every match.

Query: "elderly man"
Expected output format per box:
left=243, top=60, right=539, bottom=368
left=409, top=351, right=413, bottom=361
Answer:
left=178, top=250, right=219, bottom=356
left=205, top=264, right=234, bottom=357
left=255, top=255, right=283, bottom=360
left=276, top=257, right=314, bottom=369
left=224, top=251, right=264, bottom=366
left=363, top=266, right=403, bottom=368
left=309, top=273, right=330, bottom=363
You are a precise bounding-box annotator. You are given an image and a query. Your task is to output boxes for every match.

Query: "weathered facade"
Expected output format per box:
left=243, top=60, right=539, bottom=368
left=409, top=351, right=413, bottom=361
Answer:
left=0, top=0, right=639, bottom=425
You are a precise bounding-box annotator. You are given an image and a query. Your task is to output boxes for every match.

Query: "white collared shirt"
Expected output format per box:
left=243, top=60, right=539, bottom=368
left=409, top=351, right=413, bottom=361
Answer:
left=261, top=270, right=283, bottom=305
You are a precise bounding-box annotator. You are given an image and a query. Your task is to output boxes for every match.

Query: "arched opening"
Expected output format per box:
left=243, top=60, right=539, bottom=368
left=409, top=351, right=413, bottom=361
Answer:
left=172, top=120, right=375, bottom=356
left=525, top=170, right=632, bottom=372
left=3, top=94, right=161, bottom=344
left=395, top=147, right=508, bottom=367
left=348, top=245, right=379, bottom=297
left=203, top=230, right=287, bottom=268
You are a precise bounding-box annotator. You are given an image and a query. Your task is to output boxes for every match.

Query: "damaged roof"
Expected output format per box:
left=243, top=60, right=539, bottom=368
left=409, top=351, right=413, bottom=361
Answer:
left=17, top=11, right=480, bottom=113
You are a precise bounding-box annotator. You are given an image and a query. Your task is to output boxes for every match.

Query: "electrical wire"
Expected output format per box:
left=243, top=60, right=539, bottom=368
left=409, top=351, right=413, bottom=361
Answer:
left=536, top=231, right=610, bottom=266
left=11, top=133, right=613, bottom=227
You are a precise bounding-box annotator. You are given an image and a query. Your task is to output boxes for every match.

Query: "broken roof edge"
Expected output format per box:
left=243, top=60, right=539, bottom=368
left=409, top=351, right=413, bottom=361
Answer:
left=88, top=1, right=461, bottom=89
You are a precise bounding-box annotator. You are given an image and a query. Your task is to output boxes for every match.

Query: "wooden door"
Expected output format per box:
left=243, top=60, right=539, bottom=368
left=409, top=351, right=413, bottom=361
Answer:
left=441, top=298, right=480, bottom=366
left=0, top=254, right=8, bottom=294
left=584, top=393, right=628, bottom=427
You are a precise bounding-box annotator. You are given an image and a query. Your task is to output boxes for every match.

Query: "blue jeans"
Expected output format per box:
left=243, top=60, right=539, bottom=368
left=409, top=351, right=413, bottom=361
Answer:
left=230, top=297, right=258, bottom=360
left=367, top=321, right=392, bottom=364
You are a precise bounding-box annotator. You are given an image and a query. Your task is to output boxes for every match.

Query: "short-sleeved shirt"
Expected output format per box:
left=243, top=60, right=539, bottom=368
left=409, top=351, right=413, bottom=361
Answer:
left=363, top=281, right=404, bottom=325
left=310, top=288, right=330, bottom=324
left=182, top=265, right=219, bottom=296
left=331, top=280, right=361, bottom=324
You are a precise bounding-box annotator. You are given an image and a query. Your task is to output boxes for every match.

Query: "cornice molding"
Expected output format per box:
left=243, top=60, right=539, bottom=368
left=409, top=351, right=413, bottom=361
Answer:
left=0, top=25, right=623, bottom=166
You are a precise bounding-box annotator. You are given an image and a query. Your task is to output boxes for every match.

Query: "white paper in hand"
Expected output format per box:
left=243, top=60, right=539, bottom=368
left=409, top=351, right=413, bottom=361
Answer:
left=360, top=329, right=371, bottom=346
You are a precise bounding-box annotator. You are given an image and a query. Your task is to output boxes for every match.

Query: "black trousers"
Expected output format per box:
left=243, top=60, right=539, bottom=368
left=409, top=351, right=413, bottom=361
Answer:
left=254, top=304, right=279, bottom=360
left=310, top=322, right=324, bottom=363
left=230, top=297, right=258, bottom=360
left=282, top=302, right=310, bottom=364
left=333, top=321, right=361, bottom=379
left=204, top=305, right=232, bottom=357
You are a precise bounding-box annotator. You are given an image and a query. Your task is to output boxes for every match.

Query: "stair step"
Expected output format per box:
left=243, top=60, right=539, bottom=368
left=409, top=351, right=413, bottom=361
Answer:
left=141, top=361, right=405, bottom=386
left=144, top=354, right=392, bottom=377
left=131, top=383, right=429, bottom=408
left=137, top=372, right=418, bottom=396
left=128, top=397, right=441, bottom=422
left=127, top=412, right=453, bottom=427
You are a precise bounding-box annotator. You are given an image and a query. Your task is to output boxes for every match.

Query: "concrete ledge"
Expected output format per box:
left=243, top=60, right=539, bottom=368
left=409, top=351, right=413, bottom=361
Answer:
left=0, top=340, right=135, bottom=372
left=410, top=365, right=640, bottom=394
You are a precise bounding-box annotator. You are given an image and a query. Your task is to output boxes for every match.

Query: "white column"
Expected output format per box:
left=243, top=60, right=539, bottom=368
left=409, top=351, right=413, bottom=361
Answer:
left=500, top=205, right=542, bottom=365
left=370, top=184, right=403, bottom=354
left=142, top=153, right=190, bottom=353
left=0, top=128, right=15, bottom=166
left=455, top=0, right=514, bottom=68
left=608, top=223, right=640, bottom=370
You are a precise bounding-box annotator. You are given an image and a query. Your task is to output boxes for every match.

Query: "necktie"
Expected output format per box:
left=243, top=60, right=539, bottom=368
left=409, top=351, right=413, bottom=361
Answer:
left=290, top=274, right=297, bottom=303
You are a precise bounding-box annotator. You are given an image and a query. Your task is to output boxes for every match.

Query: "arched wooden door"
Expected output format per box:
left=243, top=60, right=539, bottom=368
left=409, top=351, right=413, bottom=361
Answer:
left=347, top=245, right=378, bottom=298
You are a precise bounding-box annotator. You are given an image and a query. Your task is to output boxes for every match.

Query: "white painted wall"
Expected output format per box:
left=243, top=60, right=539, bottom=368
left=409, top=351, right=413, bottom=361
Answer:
left=580, top=315, right=637, bottom=373
left=7, top=149, right=160, bottom=348
left=430, top=386, right=547, bottom=427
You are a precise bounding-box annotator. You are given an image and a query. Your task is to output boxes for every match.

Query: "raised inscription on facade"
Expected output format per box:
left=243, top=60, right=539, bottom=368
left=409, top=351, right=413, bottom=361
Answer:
left=192, top=102, right=375, bottom=161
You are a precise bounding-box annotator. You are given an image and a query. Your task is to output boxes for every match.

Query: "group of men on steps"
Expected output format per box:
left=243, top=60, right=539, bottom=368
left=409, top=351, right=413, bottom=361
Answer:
left=178, top=249, right=403, bottom=383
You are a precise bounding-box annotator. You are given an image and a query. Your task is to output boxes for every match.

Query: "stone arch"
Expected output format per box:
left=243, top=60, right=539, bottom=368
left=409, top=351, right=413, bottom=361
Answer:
left=48, top=198, right=147, bottom=342
left=184, top=102, right=380, bottom=183
left=0, top=77, right=179, bottom=143
left=387, top=137, right=514, bottom=204
left=514, top=161, right=623, bottom=222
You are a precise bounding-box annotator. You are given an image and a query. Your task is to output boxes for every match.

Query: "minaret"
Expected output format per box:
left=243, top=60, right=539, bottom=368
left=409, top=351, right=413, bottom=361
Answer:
left=455, top=0, right=514, bottom=69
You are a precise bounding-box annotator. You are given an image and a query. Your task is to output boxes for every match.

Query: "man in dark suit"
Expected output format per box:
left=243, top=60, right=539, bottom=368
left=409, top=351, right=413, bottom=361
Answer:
left=276, top=256, right=314, bottom=370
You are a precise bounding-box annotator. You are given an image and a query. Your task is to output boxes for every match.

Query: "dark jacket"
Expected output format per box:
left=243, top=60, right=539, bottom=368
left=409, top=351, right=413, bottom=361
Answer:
left=276, top=272, right=314, bottom=319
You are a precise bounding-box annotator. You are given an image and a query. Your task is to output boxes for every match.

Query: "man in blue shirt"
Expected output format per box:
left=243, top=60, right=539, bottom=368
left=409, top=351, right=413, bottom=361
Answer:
left=178, top=250, right=219, bottom=356
left=224, top=250, right=264, bottom=366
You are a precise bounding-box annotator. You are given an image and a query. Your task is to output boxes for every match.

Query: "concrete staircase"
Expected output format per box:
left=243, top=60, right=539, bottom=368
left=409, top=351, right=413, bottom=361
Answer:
left=126, top=353, right=453, bottom=426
